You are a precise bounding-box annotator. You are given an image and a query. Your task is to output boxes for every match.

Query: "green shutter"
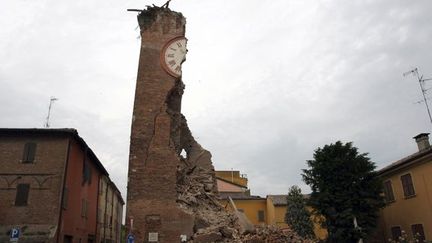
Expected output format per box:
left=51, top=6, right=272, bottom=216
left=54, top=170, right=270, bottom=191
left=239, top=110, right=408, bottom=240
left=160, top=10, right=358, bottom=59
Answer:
left=15, top=184, right=30, bottom=206
left=22, top=142, right=37, bottom=163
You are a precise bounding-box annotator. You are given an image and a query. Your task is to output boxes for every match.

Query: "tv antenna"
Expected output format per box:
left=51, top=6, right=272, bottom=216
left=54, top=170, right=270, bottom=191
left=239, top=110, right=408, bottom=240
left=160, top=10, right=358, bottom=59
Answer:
left=404, top=68, right=432, bottom=126
left=44, top=96, right=58, bottom=128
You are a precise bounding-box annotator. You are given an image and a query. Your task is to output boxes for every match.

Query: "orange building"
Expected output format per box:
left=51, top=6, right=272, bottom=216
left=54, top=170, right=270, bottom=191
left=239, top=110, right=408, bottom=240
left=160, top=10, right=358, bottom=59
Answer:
left=378, top=133, right=432, bottom=242
left=215, top=170, right=326, bottom=239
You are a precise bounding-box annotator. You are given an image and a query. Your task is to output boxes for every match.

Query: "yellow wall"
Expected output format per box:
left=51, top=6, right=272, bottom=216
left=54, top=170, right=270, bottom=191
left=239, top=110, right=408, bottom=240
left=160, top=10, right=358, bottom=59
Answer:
left=222, top=197, right=327, bottom=240
left=310, top=211, right=327, bottom=240
left=216, top=171, right=248, bottom=187
left=380, top=157, right=432, bottom=241
left=266, top=198, right=275, bottom=225
left=274, top=206, right=288, bottom=228
left=234, top=199, right=268, bottom=225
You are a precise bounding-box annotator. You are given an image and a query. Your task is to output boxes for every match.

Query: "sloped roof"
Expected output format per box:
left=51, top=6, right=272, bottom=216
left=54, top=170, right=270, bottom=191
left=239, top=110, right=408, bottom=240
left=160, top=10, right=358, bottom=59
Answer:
left=378, top=147, right=432, bottom=176
left=267, top=195, right=287, bottom=206
left=0, top=128, right=110, bottom=176
left=267, top=194, right=311, bottom=206
left=219, top=192, right=264, bottom=200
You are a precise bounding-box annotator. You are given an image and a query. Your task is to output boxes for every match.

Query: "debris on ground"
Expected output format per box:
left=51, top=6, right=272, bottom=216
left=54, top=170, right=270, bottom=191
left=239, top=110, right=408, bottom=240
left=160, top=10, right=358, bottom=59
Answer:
left=175, top=122, right=317, bottom=242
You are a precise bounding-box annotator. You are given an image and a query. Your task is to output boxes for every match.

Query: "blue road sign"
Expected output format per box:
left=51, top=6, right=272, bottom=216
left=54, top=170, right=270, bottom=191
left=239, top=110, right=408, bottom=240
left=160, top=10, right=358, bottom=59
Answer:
left=10, top=227, right=20, bottom=242
left=127, top=233, right=135, bottom=243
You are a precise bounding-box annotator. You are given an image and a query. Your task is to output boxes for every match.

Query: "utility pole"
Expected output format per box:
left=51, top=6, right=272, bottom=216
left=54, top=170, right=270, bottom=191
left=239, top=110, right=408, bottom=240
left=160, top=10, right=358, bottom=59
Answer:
left=404, top=68, right=432, bottom=127
left=44, top=97, right=58, bottom=128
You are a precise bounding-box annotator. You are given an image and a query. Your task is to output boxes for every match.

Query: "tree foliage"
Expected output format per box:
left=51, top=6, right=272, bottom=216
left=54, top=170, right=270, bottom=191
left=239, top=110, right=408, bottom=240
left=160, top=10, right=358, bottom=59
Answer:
left=302, top=141, right=385, bottom=243
left=285, top=185, right=314, bottom=239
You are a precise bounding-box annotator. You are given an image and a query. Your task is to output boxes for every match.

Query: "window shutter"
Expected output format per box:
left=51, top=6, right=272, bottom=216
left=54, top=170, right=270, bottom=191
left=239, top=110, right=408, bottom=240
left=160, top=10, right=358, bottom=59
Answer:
left=383, top=181, right=395, bottom=202
left=22, top=142, right=37, bottom=163
left=391, top=226, right=401, bottom=240
left=15, top=184, right=30, bottom=206
left=401, top=174, right=415, bottom=197
left=81, top=199, right=88, bottom=217
left=411, top=224, right=425, bottom=243
left=27, top=143, right=36, bottom=162
left=62, top=187, right=69, bottom=209
left=257, top=210, right=265, bottom=222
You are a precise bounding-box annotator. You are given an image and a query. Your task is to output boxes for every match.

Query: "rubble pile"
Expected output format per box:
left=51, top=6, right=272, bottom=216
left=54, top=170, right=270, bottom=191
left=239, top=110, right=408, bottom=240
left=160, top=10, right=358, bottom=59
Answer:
left=241, top=226, right=317, bottom=243
left=167, top=67, right=315, bottom=242
left=175, top=142, right=317, bottom=243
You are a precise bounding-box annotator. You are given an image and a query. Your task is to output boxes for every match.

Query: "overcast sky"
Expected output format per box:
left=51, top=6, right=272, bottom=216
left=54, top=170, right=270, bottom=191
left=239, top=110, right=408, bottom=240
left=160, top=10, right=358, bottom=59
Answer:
left=1, top=0, right=432, bottom=199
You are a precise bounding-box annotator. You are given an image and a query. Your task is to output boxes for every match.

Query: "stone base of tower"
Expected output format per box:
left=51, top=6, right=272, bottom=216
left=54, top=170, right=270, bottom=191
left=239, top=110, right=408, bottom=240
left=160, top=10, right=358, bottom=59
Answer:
left=128, top=200, right=194, bottom=242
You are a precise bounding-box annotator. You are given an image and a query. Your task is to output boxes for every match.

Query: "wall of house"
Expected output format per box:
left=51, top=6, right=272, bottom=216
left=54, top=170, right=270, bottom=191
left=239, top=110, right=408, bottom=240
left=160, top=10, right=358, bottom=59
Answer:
left=97, top=176, right=124, bottom=243
left=0, top=135, right=69, bottom=242
left=60, top=139, right=100, bottom=243
left=111, top=189, right=123, bottom=243
left=215, top=171, right=248, bottom=187
left=97, top=176, right=108, bottom=243
left=273, top=206, right=288, bottom=228
left=265, top=198, right=327, bottom=240
left=233, top=199, right=267, bottom=225
left=380, top=157, right=432, bottom=241
left=216, top=179, right=245, bottom=192
left=309, top=211, right=327, bottom=240
left=266, top=198, right=276, bottom=225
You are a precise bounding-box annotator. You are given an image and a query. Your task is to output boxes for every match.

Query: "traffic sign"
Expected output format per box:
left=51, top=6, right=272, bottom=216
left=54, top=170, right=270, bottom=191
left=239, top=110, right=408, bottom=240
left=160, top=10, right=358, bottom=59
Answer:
left=127, top=233, right=134, bottom=243
left=10, top=227, right=20, bottom=242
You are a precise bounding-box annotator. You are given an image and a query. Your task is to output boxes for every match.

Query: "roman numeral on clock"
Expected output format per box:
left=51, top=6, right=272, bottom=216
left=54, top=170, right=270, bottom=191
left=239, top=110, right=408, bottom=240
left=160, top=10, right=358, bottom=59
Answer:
left=168, top=60, right=176, bottom=67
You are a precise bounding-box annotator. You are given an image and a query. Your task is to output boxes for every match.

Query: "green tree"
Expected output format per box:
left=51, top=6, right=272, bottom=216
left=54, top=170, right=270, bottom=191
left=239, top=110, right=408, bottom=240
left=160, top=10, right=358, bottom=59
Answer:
left=285, top=185, right=315, bottom=239
left=302, top=141, right=385, bottom=243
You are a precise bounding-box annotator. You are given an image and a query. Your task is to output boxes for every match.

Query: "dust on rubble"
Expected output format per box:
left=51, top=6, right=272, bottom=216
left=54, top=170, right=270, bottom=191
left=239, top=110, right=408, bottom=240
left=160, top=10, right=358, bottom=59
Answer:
left=175, top=144, right=316, bottom=243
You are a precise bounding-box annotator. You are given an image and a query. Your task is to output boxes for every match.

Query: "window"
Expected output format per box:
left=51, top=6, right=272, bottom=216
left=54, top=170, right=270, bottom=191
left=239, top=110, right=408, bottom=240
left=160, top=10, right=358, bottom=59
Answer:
left=391, top=226, right=402, bottom=240
left=87, top=234, right=95, bottom=243
left=411, top=224, right=425, bottom=243
left=383, top=180, right=395, bottom=202
left=257, top=210, right=265, bottom=222
left=401, top=174, right=415, bottom=197
left=99, top=180, right=104, bottom=194
left=81, top=199, right=88, bottom=218
left=22, top=142, right=37, bottom=163
left=63, top=235, right=73, bottom=243
left=62, top=187, right=68, bottom=209
left=15, top=184, right=30, bottom=206
left=82, top=160, right=92, bottom=185
left=98, top=209, right=103, bottom=223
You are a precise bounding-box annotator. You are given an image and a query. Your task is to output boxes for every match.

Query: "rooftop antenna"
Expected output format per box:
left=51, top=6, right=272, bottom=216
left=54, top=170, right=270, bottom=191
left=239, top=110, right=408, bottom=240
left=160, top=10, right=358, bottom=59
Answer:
left=44, top=97, right=58, bottom=128
left=404, top=68, right=432, bottom=126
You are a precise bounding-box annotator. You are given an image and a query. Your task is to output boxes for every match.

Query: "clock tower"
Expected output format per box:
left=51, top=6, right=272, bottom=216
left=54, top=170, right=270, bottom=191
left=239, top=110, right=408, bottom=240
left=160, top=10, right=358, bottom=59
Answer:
left=126, top=6, right=194, bottom=243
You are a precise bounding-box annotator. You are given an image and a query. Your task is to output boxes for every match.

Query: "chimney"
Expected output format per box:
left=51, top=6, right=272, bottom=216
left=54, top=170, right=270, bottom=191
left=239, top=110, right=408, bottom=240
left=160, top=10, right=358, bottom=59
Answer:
left=413, top=133, right=430, bottom=151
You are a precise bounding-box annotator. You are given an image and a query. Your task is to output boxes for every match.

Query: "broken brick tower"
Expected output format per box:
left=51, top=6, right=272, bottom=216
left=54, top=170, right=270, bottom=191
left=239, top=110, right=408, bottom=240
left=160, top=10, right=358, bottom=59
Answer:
left=125, top=6, right=312, bottom=243
left=126, top=6, right=216, bottom=243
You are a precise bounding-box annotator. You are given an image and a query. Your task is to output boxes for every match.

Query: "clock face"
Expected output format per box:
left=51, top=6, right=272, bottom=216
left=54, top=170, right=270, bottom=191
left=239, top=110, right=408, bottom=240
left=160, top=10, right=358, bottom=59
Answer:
left=161, top=37, right=187, bottom=78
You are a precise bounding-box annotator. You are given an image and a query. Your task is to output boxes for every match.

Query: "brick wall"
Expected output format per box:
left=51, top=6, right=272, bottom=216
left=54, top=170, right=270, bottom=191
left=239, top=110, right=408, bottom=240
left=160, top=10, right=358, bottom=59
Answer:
left=0, top=134, right=69, bottom=242
left=126, top=7, right=194, bottom=243
left=60, top=138, right=100, bottom=243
